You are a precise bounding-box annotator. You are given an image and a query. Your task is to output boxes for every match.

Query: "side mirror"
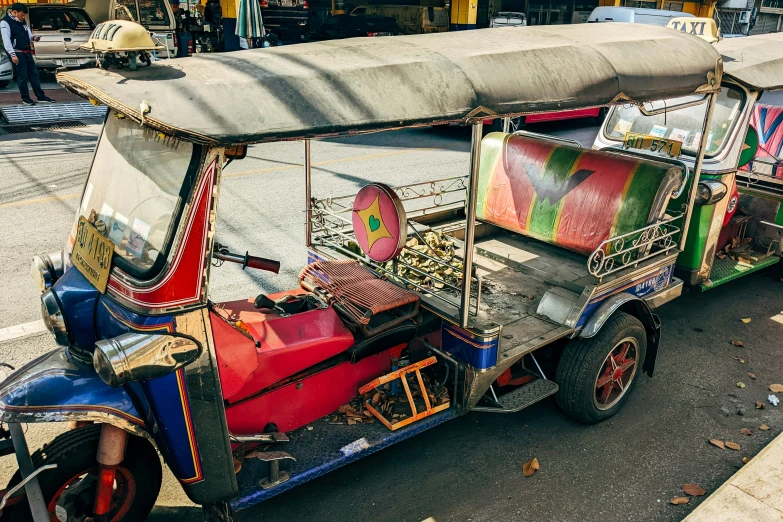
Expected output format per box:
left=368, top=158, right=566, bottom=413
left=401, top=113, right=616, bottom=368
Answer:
left=225, top=145, right=247, bottom=160
left=737, top=126, right=758, bottom=169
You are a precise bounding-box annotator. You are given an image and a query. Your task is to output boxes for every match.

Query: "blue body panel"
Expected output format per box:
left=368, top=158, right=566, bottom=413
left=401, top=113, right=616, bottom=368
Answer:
left=576, top=264, right=674, bottom=328
left=441, top=323, right=498, bottom=369
left=52, top=267, right=99, bottom=350
left=0, top=348, right=144, bottom=428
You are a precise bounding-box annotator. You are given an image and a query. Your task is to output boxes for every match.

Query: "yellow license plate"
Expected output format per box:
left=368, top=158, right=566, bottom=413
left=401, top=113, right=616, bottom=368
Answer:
left=623, top=133, right=683, bottom=159
left=72, top=216, right=114, bottom=293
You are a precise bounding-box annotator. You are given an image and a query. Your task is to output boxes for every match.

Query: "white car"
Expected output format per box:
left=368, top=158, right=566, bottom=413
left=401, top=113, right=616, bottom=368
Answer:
left=490, top=11, right=526, bottom=27
left=0, top=51, right=12, bottom=88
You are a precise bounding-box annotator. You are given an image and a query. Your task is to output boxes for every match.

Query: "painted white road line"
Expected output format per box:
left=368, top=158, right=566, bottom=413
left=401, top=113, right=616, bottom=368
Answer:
left=0, top=320, right=47, bottom=343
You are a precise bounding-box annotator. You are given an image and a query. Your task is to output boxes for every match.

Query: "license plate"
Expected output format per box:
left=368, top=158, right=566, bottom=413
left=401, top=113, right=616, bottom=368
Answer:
left=623, top=133, right=682, bottom=159
left=72, top=216, right=114, bottom=293
left=279, top=0, right=293, bottom=6
left=61, top=59, right=79, bottom=67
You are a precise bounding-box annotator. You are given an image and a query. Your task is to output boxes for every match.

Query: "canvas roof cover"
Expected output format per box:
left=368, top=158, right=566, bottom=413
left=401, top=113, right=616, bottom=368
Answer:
left=58, top=23, right=722, bottom=144
left=715, top=32, right=783, bottom=92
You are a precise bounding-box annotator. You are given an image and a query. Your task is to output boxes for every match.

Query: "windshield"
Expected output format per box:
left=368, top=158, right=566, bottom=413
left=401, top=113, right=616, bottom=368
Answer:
left=79, top=113, right=198, bottom=277
left=604, top=86, right=745, bottom=158
left=114, top=0, right=171, bottom=27
left=29, top=8, right=95, bottom=31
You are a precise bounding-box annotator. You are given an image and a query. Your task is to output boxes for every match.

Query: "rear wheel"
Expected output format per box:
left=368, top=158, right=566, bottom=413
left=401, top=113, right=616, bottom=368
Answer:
left=3, top=424, right=162, bottom=522
left=555, top=312, right=646, bottom=424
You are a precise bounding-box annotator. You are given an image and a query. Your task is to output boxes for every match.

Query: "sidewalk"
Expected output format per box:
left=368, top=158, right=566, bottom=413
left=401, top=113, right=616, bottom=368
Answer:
left=684, top=432, right=783, bottom=522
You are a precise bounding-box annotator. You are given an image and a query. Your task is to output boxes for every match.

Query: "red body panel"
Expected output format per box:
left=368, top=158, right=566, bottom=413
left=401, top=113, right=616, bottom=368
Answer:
left=106, top=159, right=216, bottom=310
left=526, top=108, right=601, bottom=124
left=225, top=352, right=391, bottom=435
left=211, top=292, right=355, bottom=404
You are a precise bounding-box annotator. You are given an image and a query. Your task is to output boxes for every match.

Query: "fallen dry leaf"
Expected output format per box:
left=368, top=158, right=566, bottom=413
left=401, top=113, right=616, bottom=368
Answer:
left=709, top=439, right=726, bottom=450
left=732, top=340, right=745, bottom=347
left=740, top=428, right=753, bottom=436
left=742, top=457, right=750, bottom=464
left=670, top=497, right=690, bottom=505
left=756, top=402, right=765, bottom=409
left=737, top=382, right=746, bottom=389
left=683, top=484, right=707, bottom=497
left=748, top=373, right=757, bottom=379
left=741, top=318, right=752, bottom=324
left=734, top=357, right=746, bottom=363
left=759, top=424, right=770, bottom=431
left=770, top=384, right=783, bottom=393
left=523, top=458, right=540, bottom=477
left=725, top=441, right=741, bottom=451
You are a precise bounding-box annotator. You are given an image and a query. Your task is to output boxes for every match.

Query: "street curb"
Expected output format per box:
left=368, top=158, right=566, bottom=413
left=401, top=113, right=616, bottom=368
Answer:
left=684, top=431, right=783, bottom=522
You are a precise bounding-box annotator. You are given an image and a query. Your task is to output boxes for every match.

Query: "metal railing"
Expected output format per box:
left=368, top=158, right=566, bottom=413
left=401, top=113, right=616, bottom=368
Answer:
left=310, top=176, right=482, bottom=315
left=587, top=214, right=683, bottom=280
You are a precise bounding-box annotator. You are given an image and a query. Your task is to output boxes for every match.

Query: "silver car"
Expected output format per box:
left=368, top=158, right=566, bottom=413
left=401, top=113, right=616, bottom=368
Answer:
left=27, top=5, right=97, bottom=70
left=0, top=51, right=11, bottom=88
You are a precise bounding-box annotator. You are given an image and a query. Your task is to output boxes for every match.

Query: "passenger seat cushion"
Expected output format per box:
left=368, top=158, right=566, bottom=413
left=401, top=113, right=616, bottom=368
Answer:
left=477, top=133, right=682, bottom=256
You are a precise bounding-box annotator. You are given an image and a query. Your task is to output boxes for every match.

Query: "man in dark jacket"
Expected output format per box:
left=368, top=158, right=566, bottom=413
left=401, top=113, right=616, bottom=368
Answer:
left=0, top=3, right=55, bottom=105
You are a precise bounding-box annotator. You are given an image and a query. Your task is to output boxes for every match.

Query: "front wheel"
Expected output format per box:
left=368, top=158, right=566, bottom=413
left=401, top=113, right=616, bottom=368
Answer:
left=555, top=312, right=647, bottom=424
left=3, top=424, right=162, bottom=522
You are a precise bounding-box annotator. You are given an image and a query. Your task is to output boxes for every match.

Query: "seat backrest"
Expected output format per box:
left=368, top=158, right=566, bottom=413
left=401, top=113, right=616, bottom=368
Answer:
left=477, top=133, right=683, bottom=256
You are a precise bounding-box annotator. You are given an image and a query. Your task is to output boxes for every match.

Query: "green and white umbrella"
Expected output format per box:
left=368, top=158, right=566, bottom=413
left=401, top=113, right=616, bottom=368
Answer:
left=236, top=0, right=264, bottom=39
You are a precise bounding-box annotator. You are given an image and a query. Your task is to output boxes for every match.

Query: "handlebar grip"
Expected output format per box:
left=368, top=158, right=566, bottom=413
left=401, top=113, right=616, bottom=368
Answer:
left=244, top=255, right=281, bottom=274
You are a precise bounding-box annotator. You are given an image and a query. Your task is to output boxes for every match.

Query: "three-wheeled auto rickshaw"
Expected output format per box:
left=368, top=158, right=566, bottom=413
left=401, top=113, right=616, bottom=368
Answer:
left=594, top=31, right=783, bottom=290
left=0, top=23, right=737, bottom=521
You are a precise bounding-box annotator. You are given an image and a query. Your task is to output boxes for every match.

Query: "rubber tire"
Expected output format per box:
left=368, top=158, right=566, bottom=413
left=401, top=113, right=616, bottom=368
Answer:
left=3, top=424, right=162, bottom=522
left=0, top=80, right=9, bottom=89
left=555, top=312, right=647, bottom=425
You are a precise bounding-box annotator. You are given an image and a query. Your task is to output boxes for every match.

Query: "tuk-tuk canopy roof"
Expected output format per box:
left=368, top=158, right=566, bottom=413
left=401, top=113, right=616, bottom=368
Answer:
left=58, top=24, right=722, bottom=145
left=715, top=33, right=783, bottom=91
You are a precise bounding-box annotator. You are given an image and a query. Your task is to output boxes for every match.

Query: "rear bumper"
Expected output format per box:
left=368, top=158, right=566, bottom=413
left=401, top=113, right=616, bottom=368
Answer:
left=526, top=108, right=601, bottom=123
left=643, top=277, right=683, bottom=309
left=34, top=56, right=96, bottom=69
left=262, top=8, right=312, bottom=28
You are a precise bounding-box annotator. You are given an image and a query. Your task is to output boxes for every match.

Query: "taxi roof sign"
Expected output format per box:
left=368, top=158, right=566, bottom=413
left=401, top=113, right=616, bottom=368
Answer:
left=667, top=17, right=721, bottom=43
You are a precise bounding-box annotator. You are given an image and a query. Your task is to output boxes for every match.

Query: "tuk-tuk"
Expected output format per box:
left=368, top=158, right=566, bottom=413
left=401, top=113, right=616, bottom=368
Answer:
left=594, top=32, right=783, bottom=290
left=0, top=23, right=726, bottom=521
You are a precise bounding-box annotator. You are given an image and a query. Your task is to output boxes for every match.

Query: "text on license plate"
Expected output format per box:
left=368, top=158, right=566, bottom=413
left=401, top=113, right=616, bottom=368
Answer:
left=72, top=216, right=114, bottom=293
left=623, top=133, right=682, bottom=158
left=61, top=59, right=79, bottom=67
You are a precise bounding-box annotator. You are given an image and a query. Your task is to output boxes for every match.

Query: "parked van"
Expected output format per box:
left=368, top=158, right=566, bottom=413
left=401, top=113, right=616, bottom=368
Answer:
left=350, top=5, right=448, bottom=34
left=587, top=6, right=694, bottom=26
left=72, top=0, right=177, bottom=56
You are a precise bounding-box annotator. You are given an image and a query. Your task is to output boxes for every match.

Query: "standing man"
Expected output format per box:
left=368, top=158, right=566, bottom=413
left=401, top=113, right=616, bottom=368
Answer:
left=1, top=3, right=55, bottom=106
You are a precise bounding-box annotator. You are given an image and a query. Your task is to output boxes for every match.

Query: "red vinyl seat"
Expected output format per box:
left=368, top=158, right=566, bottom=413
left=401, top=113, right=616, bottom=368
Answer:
left=477, top=133, right=683, bottom=256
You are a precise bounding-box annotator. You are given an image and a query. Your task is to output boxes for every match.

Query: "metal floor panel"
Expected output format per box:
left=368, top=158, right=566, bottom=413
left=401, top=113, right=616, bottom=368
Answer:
left=700, top=255, right=779, bottom=291
left=474, top=378, right=559, bottom=413
left=0, top=102, right=106, bottom=125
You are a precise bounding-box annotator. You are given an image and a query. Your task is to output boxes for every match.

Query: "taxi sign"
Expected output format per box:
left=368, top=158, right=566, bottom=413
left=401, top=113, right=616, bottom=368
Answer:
left=666, top=17, right=721, bottom=44
left=72, top=216, right=115, bottom=293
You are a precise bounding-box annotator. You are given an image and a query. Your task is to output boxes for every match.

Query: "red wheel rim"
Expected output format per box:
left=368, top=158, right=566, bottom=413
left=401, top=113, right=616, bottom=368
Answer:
left=47, top=466, right=136, bottom=522
left=593, top=338, right=638, bottom=411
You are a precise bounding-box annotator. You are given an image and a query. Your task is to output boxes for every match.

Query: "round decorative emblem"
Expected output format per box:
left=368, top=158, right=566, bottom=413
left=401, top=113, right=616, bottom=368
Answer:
left=727, top=195, right=738, bottom=214
left=653, top=266, right=671, bottom=292
left=352, top=183, right=407, bottom=263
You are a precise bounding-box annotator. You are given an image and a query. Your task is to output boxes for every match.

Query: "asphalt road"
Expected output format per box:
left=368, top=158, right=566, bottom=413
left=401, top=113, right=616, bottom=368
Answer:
left=0, top=118, right=781, bottom=522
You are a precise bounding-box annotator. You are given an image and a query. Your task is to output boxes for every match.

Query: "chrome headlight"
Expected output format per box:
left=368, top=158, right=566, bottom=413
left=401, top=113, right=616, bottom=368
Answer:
left=93, top=333, right=201, bottom=387
left=695, top=181, right=728, bottom=206
left=41, top=289, right=69, bottom=346
left=30, top=251, right=64, bottom=293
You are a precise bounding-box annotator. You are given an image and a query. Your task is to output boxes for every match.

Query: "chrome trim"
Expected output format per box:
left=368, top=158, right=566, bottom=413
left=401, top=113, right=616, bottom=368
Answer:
left=697, top=174, right=733, bottom=281
left=0, top=409, right=150, bottom=439
left=40, top=290, right=68, bottom=346
left=93, top=333, right=202, bottom=387
left=643, top=278, right=683, bottom=309
left=580, top=293, right=648, bottom=339
left=680, top=91, right=717, bottom=250
left=695, top=180, right=728, bottom=205
left=461, top=122, right=483, bottom=327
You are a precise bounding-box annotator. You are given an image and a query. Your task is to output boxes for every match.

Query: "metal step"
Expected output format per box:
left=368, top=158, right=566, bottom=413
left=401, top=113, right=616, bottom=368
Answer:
left=700, top=255, right=779, bottom=291
left=0, top=102, right=107, bottom=125
left=473, top=378, right=559, bottom=413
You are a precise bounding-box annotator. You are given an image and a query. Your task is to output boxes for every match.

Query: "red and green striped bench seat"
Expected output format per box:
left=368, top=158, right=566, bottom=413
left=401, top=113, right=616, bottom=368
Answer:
left=477, top=133, right=683, bottom=257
